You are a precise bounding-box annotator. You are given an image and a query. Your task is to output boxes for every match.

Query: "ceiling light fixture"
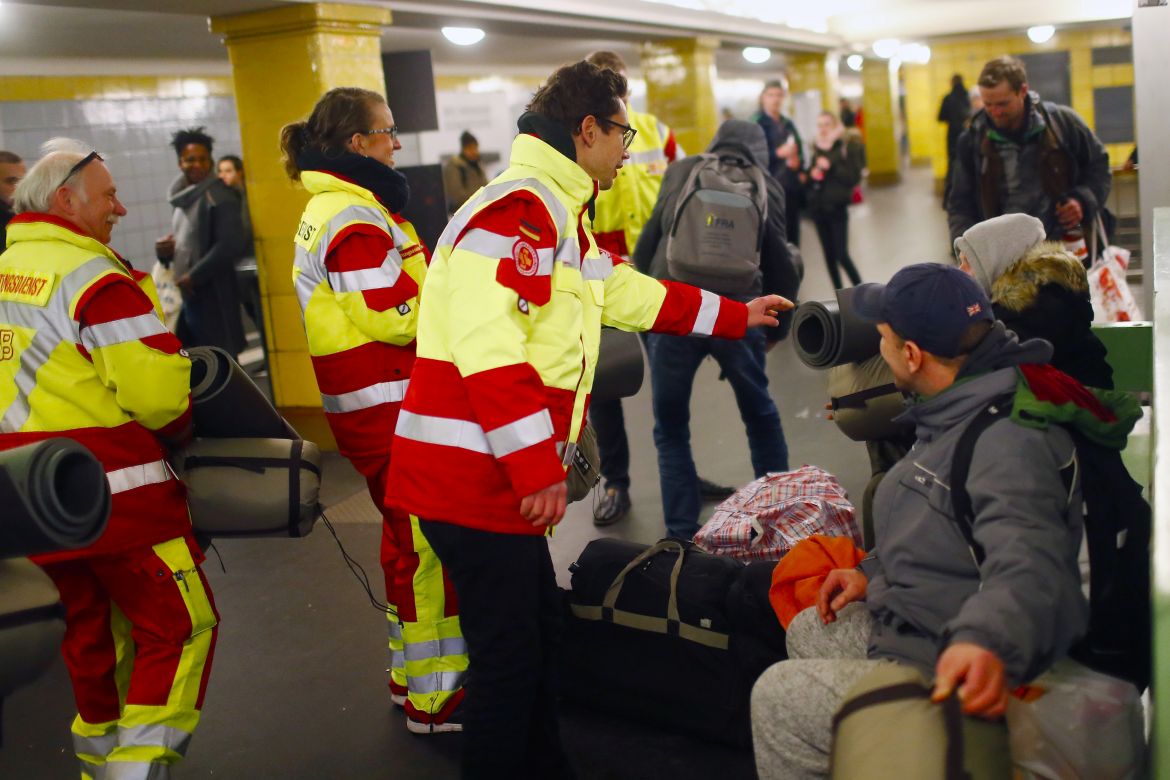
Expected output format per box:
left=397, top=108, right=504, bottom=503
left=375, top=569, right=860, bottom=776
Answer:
left=742, top=47, right=771, bottom=64
left=846, top=54, right=864, bottom=72
left=1027, top=25, right=1056, bottom=44
left=898, top=43, right=932, bottom=65
left=872, top=39, right=901, bottom=59
left=441, top=26, right=485, bottom=46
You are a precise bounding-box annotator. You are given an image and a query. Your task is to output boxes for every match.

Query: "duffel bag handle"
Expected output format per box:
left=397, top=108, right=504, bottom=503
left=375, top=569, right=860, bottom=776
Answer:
left=601, top=539, right=687, bottom=624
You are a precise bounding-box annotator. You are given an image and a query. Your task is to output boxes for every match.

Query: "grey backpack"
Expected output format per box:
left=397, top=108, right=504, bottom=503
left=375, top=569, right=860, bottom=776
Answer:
left=665, top=153, right=767, bottom=297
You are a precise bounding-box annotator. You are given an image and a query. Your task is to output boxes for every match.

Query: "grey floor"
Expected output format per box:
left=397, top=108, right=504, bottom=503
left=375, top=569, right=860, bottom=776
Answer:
left=0, top=165, right=951, bottom=779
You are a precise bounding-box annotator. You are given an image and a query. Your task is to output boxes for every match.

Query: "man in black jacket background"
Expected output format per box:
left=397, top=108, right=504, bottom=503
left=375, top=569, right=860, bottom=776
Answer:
left=946, top=56, right=1111, bottom=243
left=633, top=119, right=802, bottom=540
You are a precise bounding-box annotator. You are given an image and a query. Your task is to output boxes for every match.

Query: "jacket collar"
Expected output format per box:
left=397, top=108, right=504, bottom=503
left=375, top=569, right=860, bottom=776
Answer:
left=296, top=148, right=410, bottom=213
left=5, top=213, right=125, bottom=267
left=509, top=133, right=596, bottom=210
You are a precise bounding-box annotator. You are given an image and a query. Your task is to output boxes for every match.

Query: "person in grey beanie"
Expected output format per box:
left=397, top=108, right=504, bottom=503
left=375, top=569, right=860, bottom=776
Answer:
left=952, top=212, right=1045, bottom=295
left=955, top=213, right=1113, bottom=389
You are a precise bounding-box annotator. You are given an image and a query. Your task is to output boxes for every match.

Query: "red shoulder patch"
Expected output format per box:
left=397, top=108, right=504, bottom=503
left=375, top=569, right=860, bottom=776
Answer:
left=513, top=239, right=539, bottom=277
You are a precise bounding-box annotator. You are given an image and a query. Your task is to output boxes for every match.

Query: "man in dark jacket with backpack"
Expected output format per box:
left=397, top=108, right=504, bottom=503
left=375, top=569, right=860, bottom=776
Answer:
left=947, top=56, right=1111, bottom=242
left=750, top=263, right=1144, bottom=779
left=633, top=119, right=801, bottom=540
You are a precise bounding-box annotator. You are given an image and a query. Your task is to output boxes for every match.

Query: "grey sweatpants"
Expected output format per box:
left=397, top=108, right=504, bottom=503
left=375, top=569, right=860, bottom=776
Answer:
left=751, top=605, right=880, bottom=780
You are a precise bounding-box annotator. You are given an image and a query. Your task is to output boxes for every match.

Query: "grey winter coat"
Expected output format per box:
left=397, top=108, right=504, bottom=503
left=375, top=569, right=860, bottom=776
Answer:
left=860, top=323, right=1089, bottom=684
left=632, top=120, right=801, bottom=339
left=164, top=174, right=247, bottom=356
left=947, top=94, right=1111, bottom=242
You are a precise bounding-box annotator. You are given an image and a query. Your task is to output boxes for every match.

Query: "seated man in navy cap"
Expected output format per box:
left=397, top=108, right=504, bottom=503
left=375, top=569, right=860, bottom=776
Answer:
left=749, top=262, right=1094, bottom=780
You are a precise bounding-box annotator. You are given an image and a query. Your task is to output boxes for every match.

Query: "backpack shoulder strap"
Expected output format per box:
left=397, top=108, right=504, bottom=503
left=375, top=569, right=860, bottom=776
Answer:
left=667, top=154, right=715, bottom=239
left=949, top=395, right=1015, bottom=566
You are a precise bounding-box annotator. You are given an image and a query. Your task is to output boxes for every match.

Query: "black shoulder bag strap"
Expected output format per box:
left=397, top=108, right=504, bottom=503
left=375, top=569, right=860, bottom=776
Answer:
left=949, top=395, right=1015, bottom=566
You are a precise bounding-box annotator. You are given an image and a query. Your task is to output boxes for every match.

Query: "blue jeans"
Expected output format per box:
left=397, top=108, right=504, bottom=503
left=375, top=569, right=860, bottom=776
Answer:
left=646, top=328, right=789, bottom=540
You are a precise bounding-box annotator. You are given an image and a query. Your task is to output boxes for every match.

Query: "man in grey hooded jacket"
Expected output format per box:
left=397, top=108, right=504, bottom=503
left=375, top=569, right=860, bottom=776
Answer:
left=632, top=119, right=802, bottom=540
left=751, top=263, right=1090, bottom=780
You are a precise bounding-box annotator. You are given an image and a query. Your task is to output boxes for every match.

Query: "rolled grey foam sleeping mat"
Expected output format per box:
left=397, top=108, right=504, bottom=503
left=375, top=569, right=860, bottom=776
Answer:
left=0, top=558, right=66, bottom=699
left=187, top=346, right=298, bottom=439
left=827, top=355, right=911, bottom=443
left=792, top=286, right=881, bottom=369
left=593, top=328, right=645, bottom=403
left=175, top=437, right=322, bottom=538
left=0, top=438, right=110, bottom=559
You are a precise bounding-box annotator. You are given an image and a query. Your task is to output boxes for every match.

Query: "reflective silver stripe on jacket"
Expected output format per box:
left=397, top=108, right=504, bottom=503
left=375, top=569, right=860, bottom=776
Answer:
left=326, top=246, right=405, bottom=294
left=106, top=459, right=172, bottom=495
left=321, top=379, right=409, bottom=414
left=294, top=204, right=392, bottom=310
left=484, top=409, right=554, bottom=458
left=554, top=236, right=581, bottom=270
left=403, top=636, right=469, bottom=662
left=581, top=255, right=614, bottom=281
left=396, top=409, right=553, bottom=458
left=79, top=312, right=168, bottom=350
left=437, top=177, right=570, bottom=255
left=396, top=410, right=491, bottom=455
left=406, top=669, right=464, bottom=695
left=0, top=256, right=125, bottom=433
left=629, top=148, right=667, bottom=166
left=691, top=289, right=721, bottom=337
left=457, top=228, right=556, bottom=275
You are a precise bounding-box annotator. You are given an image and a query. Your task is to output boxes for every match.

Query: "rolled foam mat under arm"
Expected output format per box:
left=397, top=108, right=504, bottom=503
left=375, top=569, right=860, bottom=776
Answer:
left=0, top=438, right=110, bottom=558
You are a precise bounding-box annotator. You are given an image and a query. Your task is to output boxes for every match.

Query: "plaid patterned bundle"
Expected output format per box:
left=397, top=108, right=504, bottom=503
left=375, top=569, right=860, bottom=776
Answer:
left=693, top=465, right=860, bottom=562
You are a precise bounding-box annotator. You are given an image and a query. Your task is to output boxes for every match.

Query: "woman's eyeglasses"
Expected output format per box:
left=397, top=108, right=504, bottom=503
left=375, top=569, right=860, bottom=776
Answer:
left=365, top=127, right=400, bottom=141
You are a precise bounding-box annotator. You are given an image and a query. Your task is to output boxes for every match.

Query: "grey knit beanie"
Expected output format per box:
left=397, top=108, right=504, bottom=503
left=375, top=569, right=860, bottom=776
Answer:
left=953, top=213, right=1046, bottom=294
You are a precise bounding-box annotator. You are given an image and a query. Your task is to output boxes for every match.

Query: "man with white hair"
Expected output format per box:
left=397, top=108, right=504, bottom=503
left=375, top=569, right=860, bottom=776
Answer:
left=0, top=139, right=217, bottom=780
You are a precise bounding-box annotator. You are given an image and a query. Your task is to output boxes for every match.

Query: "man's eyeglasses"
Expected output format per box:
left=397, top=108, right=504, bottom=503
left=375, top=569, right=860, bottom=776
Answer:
left=58, top=151, right=102, bottom=189
left=597, top=117, right=637, bottom=150
left=365, top=127, right=400, bottom=141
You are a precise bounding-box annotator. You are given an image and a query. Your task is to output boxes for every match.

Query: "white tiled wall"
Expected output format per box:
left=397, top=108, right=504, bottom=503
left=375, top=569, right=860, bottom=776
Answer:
left=0, top=95, right=241, bottom=271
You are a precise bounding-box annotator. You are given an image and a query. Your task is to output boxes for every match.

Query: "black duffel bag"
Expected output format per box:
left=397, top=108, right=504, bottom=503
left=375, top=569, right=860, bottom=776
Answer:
left=562, top=538, right=784, bottom=747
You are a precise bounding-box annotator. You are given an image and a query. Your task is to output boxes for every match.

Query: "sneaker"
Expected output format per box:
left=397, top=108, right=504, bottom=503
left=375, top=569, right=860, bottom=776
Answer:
left=389, top=679, right=408, bottom=709
left=698, top=477, right=736, bottom=501
left=405, top=690, right=464, bottom=735
left=593, top=487, right=631, bottom=526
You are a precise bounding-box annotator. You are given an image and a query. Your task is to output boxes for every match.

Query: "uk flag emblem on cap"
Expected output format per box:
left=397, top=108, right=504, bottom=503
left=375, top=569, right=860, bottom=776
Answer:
left=966, top=302, right=982, bottom=316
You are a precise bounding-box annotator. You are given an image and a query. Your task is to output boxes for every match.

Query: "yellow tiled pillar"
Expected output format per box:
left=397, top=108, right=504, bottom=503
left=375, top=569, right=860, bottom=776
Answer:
left=861, top=58, right=901, bottom=187
left=640, top=37, right=719, bottom=155
left=210, top=3, right=392, bottom=447
left=901, top=63, right=941, bottom=170
left=787, top=52, right=839, bottom=112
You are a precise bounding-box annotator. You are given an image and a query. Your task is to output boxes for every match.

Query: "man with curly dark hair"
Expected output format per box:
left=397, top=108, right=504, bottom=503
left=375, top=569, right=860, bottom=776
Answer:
left=155, top=126, right=247, bottom=356
left=388, top=60, right=791, bottom=779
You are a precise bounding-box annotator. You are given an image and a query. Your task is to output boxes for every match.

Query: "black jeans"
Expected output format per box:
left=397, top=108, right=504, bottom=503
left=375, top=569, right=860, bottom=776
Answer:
left=588, top=398, right=630, bottom=491
left=419, top=521, right=575, bottom=780
left=811, top=205, right=862, bottom=289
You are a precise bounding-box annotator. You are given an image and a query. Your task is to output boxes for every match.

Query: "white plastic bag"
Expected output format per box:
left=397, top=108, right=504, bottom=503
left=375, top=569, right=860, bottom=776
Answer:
left=1087, top=213, right=1142, bottom=323
left=150, top=261, right=182, bottom=331
left=1088, top=250, right=1142, bottom=323
left=1007, top=659, right=1146, bottom=780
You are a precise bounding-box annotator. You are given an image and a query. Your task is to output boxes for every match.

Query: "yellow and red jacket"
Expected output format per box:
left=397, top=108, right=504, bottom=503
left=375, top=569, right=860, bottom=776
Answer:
left=387, top=133, right=746, bottom=534
left=0, top=214, right=192, bottom=561
left=590, top=108, right=680, bottom=257
left=293, top=170, right=429, bottom=460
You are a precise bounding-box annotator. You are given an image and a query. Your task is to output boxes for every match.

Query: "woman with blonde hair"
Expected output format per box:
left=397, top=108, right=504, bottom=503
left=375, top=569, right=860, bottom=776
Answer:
left=806, top=111, right=863, bottom=289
